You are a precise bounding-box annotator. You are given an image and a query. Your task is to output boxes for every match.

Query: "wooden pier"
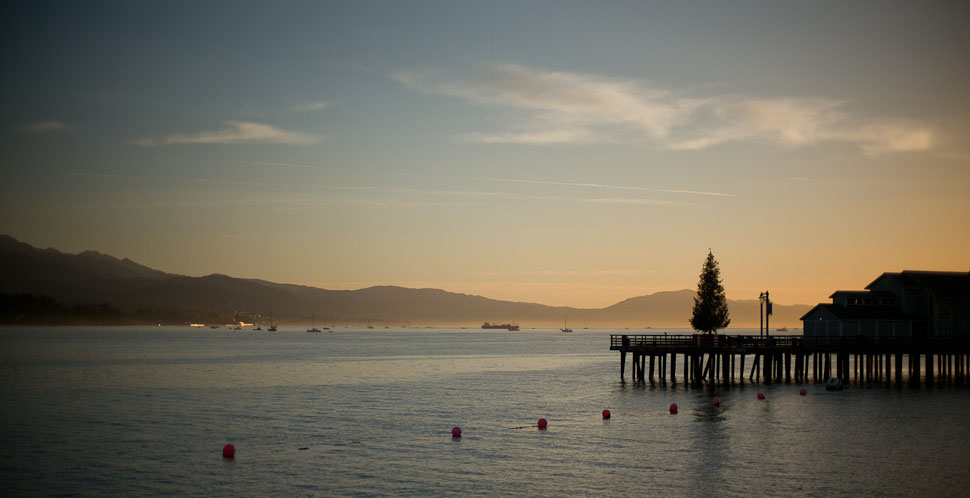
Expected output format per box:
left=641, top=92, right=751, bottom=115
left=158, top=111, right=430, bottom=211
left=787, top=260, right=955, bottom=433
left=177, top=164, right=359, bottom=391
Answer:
left=610, top=334, right=970, bottom=386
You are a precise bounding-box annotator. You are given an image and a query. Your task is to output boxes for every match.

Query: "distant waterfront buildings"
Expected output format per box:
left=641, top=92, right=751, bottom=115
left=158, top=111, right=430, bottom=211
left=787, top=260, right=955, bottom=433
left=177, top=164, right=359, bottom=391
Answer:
left=801, top=271, right=970, bottom=339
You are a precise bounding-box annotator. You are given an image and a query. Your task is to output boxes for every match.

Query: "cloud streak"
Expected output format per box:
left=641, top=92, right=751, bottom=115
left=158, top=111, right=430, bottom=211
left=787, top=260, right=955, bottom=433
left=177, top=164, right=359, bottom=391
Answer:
left=238, top=160, right=317, bottom=169
left=25, top=120, right=69, bottom=133
left=394, top=64, right=935, bottom=155
left=294, top=101, right=330, bottom=112
left=134, top=121, right=324, bottom=146
left=486, top=177, right=735, bottom=197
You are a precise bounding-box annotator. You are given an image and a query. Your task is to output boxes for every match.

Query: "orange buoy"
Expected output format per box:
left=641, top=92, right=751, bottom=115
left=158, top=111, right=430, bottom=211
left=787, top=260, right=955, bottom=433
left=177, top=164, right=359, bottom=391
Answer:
left=757, top=392, right=765, bottom=400
left=669, top=403, right=678, bottom=414
left=713, top=397, right=721, bottom=407
left=222, top=444, right=235, bottom=458
left=799, top=389, right=807, bottom=396
left=452, top=426, right=462, bottom=438
left=537, top=418, right=548, bottom=429
left=602, top=409, right=611, bottom=419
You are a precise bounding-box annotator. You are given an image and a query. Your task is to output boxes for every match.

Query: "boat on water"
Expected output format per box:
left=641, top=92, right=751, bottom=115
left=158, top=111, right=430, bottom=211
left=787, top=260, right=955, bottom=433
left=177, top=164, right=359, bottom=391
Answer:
left=307, top=313, right=321, bottom=333
left=267, top=325, right=278, bottom=332
left=481, top=322, right=520, bottom=331
left=825, top=377, right=844, bottom=391
left=560, top=316, right=572, bottom=333
left=776, top=326, right=789, bottom=332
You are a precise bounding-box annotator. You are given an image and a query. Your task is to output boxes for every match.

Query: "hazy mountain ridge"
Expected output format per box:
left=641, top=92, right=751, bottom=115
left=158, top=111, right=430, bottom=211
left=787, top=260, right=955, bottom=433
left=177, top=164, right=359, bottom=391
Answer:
left=0, top=235, right=811, bottom=328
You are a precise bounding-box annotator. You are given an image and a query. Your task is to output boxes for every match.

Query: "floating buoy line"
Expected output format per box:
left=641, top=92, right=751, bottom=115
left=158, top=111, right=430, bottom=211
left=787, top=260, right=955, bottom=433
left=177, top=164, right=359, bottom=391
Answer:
left=221, top=389, right=821, bottom=456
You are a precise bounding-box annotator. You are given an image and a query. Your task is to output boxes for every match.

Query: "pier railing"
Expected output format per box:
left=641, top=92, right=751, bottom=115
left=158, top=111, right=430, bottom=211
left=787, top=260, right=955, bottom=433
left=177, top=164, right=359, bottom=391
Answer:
left=609, top=333, right=970, bottom=386
left=610, top=334, right=970, bottom=351
left=609, top=334, right=801, bottom=350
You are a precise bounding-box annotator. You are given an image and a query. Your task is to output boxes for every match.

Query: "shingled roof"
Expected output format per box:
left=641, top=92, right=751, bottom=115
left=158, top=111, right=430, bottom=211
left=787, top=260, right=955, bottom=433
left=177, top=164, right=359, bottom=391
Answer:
left=867, top=271, right=970, bottom=296
left=800, top=303, right=918, bottom=321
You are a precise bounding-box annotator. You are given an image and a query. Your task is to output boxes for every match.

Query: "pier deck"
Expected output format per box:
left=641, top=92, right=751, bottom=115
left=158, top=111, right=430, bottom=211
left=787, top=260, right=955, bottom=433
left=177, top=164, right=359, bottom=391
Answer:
left=610, top=334, right=970, bottom=385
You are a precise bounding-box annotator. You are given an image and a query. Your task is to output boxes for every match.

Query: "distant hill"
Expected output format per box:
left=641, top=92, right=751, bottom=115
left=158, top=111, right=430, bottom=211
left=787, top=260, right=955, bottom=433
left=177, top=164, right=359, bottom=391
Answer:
left=0, top=235, right=811, bottom=328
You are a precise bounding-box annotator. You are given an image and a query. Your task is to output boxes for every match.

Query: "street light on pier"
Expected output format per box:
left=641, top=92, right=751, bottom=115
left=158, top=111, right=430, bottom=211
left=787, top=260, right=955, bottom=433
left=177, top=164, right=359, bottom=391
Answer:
left=759, top=291, right=772, bottom=338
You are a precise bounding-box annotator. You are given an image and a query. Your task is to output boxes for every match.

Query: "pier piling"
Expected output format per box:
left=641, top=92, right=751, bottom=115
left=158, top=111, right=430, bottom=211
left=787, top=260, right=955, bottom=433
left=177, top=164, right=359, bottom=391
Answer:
left=611, top=334, right=970, bottom=386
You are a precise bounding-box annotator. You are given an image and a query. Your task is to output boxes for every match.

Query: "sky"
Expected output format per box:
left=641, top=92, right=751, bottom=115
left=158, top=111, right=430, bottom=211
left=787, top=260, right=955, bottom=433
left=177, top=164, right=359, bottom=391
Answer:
left=1, top=1, right=968, bottom=308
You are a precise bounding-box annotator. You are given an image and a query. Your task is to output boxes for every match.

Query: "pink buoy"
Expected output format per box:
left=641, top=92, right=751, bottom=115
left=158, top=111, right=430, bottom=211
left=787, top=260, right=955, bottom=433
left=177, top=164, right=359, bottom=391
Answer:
left=222, top=444, right=235, bottom=458
left=669, top=403, right=678, bottom=414
left=757, top=392, right=765, bottom=400
left=602, top=409, right=611, bottom=420
left=452, top=426, right=462, bottom=438
left=712, top=397, right=721, bottom=407
left=799, top=389, right=807, bottom=396
left=537, top=418, right=548, bottom=429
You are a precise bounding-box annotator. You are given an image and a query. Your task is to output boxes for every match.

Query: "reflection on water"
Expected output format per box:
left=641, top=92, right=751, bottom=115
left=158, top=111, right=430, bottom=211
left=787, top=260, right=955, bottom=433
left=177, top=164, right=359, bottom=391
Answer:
left=2, top=327, right=969, bottom=497
left=688, top=402, right=728, bottom=497
left=0, top=327, right=606, bottom=388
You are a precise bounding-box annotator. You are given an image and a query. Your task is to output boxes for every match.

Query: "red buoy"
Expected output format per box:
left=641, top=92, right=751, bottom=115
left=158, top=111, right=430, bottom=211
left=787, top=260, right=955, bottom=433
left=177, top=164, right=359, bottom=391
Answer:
left=669, top=403, right=678, bottom=414
left=537, top=418, right=548, bottom=429
left=713, top=397, right=721, bottom=407
left=757, top=392, right=765, bottom=400
left=222, top=444, right=235, bottom=458
left=452, top=426, right=462, bottom=438
left=602, top=409, right=611, bottom=419
left=799, top=389, right=807, bottom=396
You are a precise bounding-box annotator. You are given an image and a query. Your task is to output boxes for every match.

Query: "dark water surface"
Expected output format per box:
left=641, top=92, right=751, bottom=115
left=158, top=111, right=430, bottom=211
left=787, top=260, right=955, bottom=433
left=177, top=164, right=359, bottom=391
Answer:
left=2, top=327, right=968, bottom=497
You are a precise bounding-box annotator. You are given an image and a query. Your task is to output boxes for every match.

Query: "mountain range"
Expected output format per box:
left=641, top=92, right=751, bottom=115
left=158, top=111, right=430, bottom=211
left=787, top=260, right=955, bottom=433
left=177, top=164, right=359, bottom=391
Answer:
left=0, top=234, right=812, bottom=328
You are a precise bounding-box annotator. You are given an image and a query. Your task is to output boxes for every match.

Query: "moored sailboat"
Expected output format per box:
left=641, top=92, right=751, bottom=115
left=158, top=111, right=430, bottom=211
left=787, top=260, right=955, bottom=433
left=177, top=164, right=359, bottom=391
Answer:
left=307, top=313, right=321, bottom=333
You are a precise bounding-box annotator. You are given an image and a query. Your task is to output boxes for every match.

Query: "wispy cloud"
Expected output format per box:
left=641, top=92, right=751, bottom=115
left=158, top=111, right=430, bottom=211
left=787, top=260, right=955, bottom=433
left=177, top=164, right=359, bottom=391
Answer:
left=25, top=120, right=69, bottom=133
left=486, top=177, right=735, bottom=197
left=393, top=64, right=934, bottom=155
left=666, top=97, right=935, bottom=156
left=238, top=160, right=317, bottom=169
left=134, top=121, right=325, bottom=146
left=293, top=101, right=330, bottom=112
left=394, top=64, right=699, bottom=145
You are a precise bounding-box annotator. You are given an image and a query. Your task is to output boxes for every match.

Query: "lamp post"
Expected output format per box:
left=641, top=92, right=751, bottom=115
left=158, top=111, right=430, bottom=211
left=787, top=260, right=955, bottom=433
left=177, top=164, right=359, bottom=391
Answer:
left=765, top=291, right=771, bottom=338
left=759, top=291, right=772, bottom=338
left=759, top=292, right=765, bottom=337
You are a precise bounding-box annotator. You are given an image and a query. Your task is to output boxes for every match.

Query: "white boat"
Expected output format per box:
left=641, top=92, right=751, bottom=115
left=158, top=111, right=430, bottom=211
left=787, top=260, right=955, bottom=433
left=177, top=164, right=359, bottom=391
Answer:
left=560, top=317, right=572, bottom=333
left=825, top=377, right=844, bottom=391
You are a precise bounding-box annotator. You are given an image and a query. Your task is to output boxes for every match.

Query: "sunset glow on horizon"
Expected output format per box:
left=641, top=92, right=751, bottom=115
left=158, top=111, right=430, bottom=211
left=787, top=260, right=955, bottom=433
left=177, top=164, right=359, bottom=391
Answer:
left=2, top=1, right=968, bottom=308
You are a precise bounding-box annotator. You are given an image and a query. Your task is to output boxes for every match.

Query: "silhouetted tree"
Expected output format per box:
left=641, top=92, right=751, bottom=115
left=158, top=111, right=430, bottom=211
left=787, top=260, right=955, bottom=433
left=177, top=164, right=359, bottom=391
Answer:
left=690, top=251, right=730, bottom=334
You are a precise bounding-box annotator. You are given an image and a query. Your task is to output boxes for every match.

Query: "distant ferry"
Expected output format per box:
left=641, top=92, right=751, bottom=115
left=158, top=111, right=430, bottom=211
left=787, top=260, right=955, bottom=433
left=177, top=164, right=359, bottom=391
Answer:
left=482, top=322, right=520, bottom=331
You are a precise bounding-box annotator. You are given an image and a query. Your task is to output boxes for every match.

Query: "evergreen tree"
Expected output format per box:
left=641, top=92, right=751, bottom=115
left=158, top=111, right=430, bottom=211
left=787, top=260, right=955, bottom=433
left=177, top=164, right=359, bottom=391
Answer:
left=690, top=251, right=731, bottom=333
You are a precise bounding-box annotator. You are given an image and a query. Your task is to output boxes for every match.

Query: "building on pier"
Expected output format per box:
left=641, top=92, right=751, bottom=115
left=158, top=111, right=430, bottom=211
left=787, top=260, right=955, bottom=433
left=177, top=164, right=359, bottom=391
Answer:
left=801, top=271, right=970, bottom=339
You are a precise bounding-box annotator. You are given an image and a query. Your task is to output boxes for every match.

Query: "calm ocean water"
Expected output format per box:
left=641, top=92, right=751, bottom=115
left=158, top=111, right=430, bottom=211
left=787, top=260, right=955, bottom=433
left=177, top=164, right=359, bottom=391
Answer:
left=1, top=327, right=969, bottom=497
